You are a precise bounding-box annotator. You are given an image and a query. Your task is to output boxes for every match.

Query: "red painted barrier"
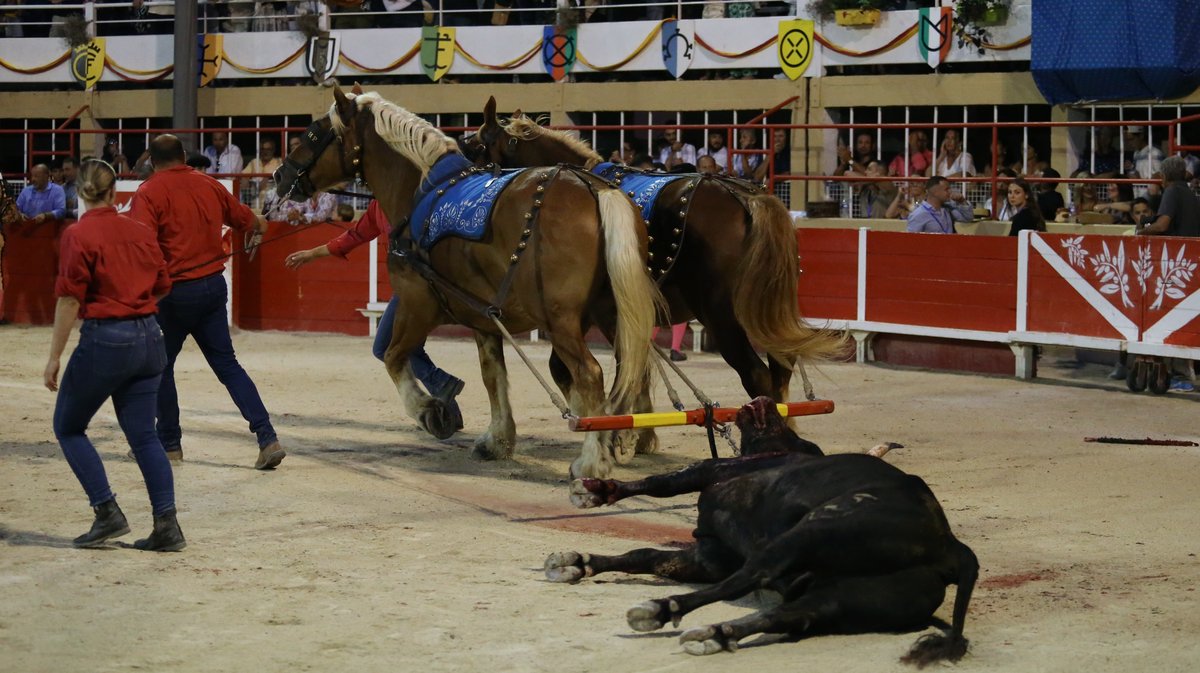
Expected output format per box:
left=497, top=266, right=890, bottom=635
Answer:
left=1, top=218, right=68, bottom=324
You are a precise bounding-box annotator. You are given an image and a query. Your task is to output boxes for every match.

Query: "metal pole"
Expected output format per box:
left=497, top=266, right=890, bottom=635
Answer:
left=173, top=1, right=199, bottom=154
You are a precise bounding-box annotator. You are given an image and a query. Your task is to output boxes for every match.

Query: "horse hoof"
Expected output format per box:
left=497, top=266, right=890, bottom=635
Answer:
left=544, top=551, right=589, bottom=583
left=419, top=401, right=457, bottom=440
left=680, top=626, right=727, bottom=656
left=635, top=431, right=660, bottom=455
left=471, top=434, right=512, bottom=461
left=626, top=601, right=668, bottom=632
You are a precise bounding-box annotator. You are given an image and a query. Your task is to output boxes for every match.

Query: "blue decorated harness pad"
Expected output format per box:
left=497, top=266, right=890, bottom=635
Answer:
left=410, top=154, right=526, bottom=249
left=593, top=162, right=687, bottom=222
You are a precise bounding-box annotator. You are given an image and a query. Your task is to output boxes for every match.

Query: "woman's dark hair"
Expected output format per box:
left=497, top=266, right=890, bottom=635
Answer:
left=1111, top=181, right=1134, bottom=202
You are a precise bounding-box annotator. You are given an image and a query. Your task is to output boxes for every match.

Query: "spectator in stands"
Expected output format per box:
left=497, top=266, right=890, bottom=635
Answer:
left=1095, top=181, right=1135, bottom=223
left=906, top=175, right=973, bottom=234
left=288, top=135, right=303, bottom=155
left=762, top=128, right=790, bottom=178
left=696, top=155, right=719, bottom=175
left=669, top=163, right=697, bottom=174
left=1136, top=156, right=1199, bottom=238
left=888, top=129, right=932, bottom=178
left=885, top=179, right=923, bottom=220
left=1036, top=167, right=1064, bottom=221
left=1005, top=178, right=1046, bottom=236
left=991, top=167, right=1019, bottom=220
left=1125, top=126, right=1163, bottom=195
left=657, top=128, right=697, bottom=172
left=61, top=157, right=78, bottom=220
left=1010, top=144, right=1046, bottom=177
left=101, top=136, right=131, bottom=176
left=609, top=141, right=636, bottom=165
left=133, top=133, right=162, bottom=178
left=1129, top=197, right=1155, bottom=227
left=203, top=131, right=245, bottom=175
left=731, top=128, right=763, bottom=181
left=279, top=191, right=337, bottom=225
left=242, top=138, right=282, bottom=210
left=834, top=131, right=876, bottom=177
left=857, top=160, right=898, bottom=219
left=696, top=131, right=728, bottom=173
left=1073, top=182, right=1100, bottom=219
left=336, top=203, right=355, bottom=222
left=933, top=129, right=975, bottom=178
left=16, top=164, right=66, bottom=222
left=1082, top=126, right=1122, bottom=177
left=630, top=153, right=655, bottom=170
left=185, top=153, right=212, bottom=171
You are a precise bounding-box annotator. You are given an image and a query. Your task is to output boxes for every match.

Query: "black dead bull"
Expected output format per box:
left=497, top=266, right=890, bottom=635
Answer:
left=545, top=396, right=978, bottom=667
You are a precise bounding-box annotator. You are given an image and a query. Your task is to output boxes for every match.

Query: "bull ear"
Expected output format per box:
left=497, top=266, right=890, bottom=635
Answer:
left=351, top=82, right=364, bottom=95
left=333, top=85, right=356, bottom=125
left=484, top=96, right=498, bottom=126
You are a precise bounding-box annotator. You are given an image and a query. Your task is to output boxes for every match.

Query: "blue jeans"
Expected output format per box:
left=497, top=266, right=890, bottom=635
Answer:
left=53, top=316, right=176, bottom=516
left=373, top=296, right=461, bottom=410
left=157, top=274, right=277, bottom=450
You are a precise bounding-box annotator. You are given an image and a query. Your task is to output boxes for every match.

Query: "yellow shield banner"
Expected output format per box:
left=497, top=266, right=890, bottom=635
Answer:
left=421, top=26, right=456, bottom=82
left=199, top=34, right=224, bottom=88
left=71, top=38, right=105, bottom=90
left=777, top=20, right=813, bottom=81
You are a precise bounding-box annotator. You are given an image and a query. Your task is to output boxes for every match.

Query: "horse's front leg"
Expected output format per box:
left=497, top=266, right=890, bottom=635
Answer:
left=472, top=331, right=516, bottom=461
left=381, top=289, right=454, bottom=439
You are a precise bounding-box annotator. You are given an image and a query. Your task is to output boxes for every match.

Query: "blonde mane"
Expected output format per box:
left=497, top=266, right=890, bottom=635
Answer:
left=501, top=116, right=603, bottom=165
left=329, top=91, right=459, bottom=178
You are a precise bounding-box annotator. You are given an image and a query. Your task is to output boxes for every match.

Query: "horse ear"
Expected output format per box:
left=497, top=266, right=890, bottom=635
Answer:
left=332, top=85, right=356, bottom=125
left=512, top=109, right=524, bottom=120
left=484, top=96, right=497, bottom=126
left=351, top=82, right=364, bottom=95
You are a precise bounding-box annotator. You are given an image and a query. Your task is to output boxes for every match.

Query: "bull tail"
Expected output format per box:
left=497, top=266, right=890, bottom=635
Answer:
left=733, top=194, right=848, bottom=363
left=600, top=188, right=665, bottom=409
left=901, top=539, right=978, bottom=668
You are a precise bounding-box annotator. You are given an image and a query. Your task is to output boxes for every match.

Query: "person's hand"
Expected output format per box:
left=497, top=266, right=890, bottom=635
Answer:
left=286, top=210, right=303, bottom=225
left=44, top=358, right=60, bottom=391
left=949, top=187, right=964, bottom=202
left=836, top=144, right=851, bottom=163
left=284, top=248, right=317, bottom=270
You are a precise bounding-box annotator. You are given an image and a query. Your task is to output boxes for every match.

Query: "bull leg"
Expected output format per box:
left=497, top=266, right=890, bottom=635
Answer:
left=545, top=539, right=736, bottom=585
left=472, top=332, right=516, bottom=461
left=678, top=568, right=949, bottom=655
left=569, top=453, right=797, bottom=508
left=629, top=489, right=947, bottom=632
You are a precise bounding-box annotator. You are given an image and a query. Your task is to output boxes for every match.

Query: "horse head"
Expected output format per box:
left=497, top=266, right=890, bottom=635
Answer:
left=459, top=96, right=517, bottom=167
left=273, top=85, right=367, bottom=204
left=463, top=97, right=603, bottom=171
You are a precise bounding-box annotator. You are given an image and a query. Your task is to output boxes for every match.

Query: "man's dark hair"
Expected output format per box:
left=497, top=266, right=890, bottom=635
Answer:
left=924, top=175, right=948, bottom=191
left=1130, top=197, right=1154, bottom=224
left=61, top=156, right=77, bottom=168
left=669, top=162, right=697, bottom=174
left=185, top=153, right=212, bottom=170
left=631, top=153, right=655, bottom=169
left=149, top=134, right=187, bottom=166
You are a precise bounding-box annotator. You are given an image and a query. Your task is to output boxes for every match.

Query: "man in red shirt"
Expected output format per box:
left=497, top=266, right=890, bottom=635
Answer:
left=130, top=135, right=285, bottom=470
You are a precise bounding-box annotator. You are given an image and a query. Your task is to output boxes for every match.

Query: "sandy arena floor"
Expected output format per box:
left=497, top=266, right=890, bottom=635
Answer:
left=1, top=324, right=1198, bottom=673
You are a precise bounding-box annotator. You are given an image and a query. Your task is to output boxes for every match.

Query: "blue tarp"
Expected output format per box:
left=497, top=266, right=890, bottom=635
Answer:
left=1031, top=0, right=1200, bottom=104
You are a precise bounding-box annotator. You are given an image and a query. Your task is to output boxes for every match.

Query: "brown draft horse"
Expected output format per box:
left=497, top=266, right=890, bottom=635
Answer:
left=461, top=98, right=844, bottom=412
left=274, top=87, right=662, bottom=478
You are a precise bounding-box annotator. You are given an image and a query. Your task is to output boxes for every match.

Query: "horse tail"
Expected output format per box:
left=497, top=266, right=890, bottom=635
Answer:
left=733, top=194, right=847, bottom=363
left=599, top=189, right=664, bottom=407
left=901, top=539, right=978, bottom=668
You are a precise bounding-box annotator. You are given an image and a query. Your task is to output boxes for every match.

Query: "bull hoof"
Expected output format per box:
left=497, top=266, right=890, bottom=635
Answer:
left=419, top=401, right=457, bottom=440
left=627, top=599, right=678, bottom=632
left=544, top=551, right=590, bottom=583
left=680, top=625, right=734, bottom=655
left=569, top=479, right=607, bottom=509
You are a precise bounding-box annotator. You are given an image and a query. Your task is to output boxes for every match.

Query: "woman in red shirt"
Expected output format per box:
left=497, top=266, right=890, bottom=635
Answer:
left=43, top=159, right=185, bottom=552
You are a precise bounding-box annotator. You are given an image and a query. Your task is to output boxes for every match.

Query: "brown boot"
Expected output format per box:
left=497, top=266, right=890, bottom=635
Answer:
left=73, top=499, right=130, bottom=548
left=255, top=441, right=286, bottom=470
left=133, top=509, right=186, bottom=552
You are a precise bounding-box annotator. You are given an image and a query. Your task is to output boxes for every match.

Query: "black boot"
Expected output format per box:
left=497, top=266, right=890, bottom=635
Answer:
left=73, top=499, right=130, bottom=548
left=133, top=509, right=186, bottom=552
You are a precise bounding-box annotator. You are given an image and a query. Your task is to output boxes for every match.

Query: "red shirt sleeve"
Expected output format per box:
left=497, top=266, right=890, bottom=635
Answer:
left=54, top=226, right=91, bottom=305
left=220, top=182, right=259, bottom=234
left=326, top=202, right=388, bottom=258
left=128, top=190, right=159, bottom=233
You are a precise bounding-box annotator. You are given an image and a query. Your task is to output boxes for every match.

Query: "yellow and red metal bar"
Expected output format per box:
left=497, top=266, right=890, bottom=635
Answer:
left=569, top=400, right=834, bottom=432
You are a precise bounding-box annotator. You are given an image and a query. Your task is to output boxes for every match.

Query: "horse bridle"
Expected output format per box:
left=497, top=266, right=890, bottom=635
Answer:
left=275, top=116, right=367, bottom=205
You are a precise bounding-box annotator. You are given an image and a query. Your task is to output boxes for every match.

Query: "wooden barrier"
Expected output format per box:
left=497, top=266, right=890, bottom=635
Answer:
left=796, top=227, right=1200, bottom=378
